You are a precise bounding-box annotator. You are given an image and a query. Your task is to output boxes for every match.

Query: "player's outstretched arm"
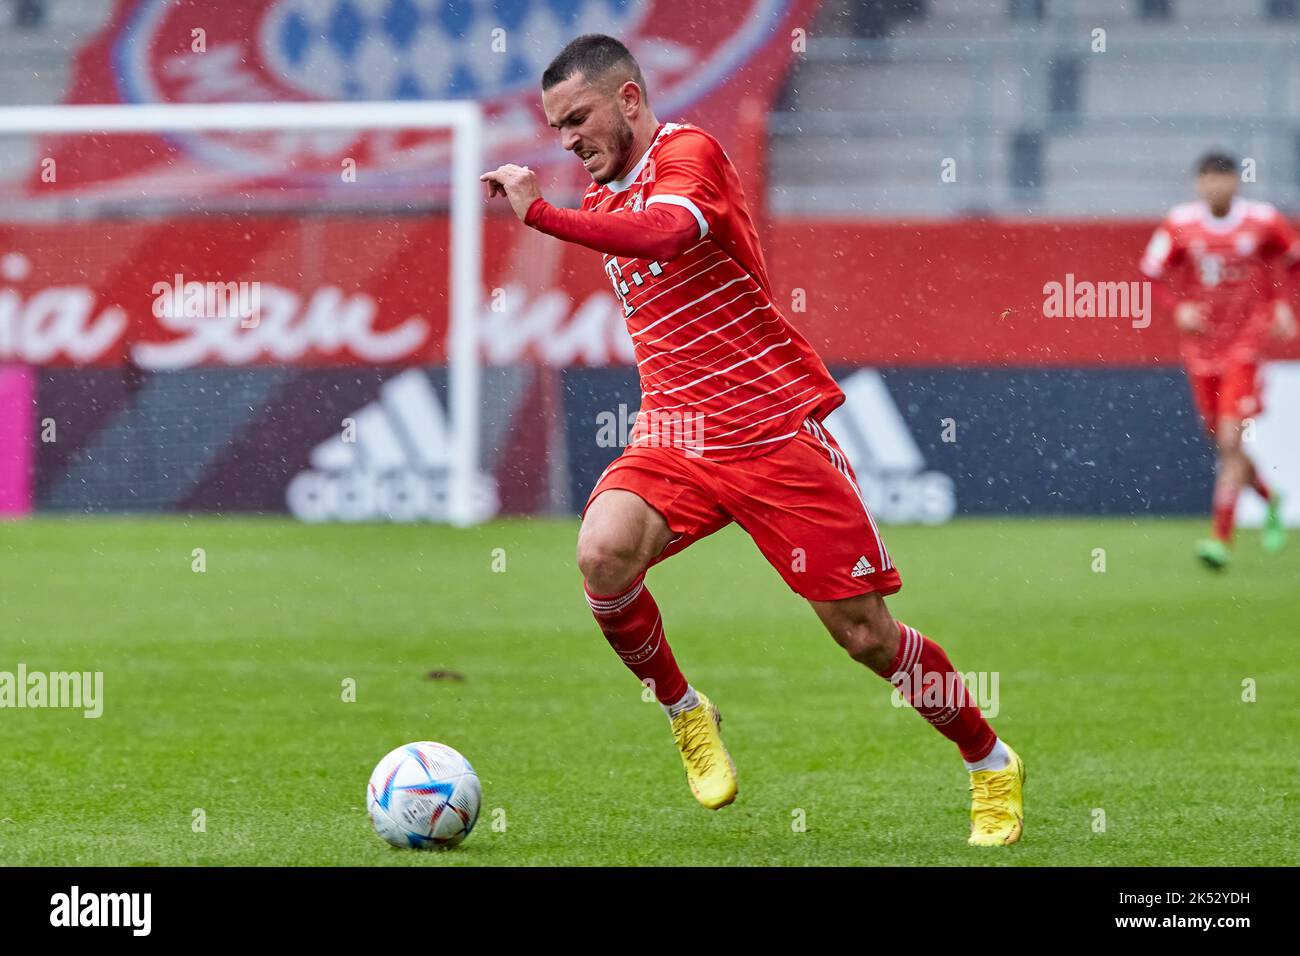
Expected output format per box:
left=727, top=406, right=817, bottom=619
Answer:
left=1268, top=211, right=1300, bottom=338
left=1139, top=220, right=1194, bottom=324
left=481, top=161, right=700, bottom=262
left=524, top=199, right=700, bottom=262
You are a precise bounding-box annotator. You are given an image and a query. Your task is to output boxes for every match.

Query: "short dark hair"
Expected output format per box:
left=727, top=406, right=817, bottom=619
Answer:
left=542, top=34, right=646, bottom=99
left=1196, top=151, right=1237, bottom=175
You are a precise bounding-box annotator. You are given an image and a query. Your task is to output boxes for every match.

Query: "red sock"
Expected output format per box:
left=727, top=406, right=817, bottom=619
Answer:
left=584, top=574, right=688, bottom=705
left=1212, top=484, right=1239, bottom=543
left=1250, top=473, right=1271, bottom=502
left=880, top=621, right=997, bottom=763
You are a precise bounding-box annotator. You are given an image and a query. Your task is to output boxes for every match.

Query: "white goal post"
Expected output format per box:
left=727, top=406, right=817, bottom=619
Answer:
left=0, top=100, right=485, bottom=527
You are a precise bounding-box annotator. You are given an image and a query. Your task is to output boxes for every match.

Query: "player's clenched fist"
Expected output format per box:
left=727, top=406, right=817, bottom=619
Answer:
left=1174, top=300, right=1209, bottom=335
left=1272, top=300, right=1298, bottom=341
left=480, top=163, right=543, bottom=222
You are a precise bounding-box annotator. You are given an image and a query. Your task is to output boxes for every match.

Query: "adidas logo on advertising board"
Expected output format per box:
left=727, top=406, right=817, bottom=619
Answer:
left=822, top=370, right=956, bottom=525
left=286, top=370, right=498, bottom=523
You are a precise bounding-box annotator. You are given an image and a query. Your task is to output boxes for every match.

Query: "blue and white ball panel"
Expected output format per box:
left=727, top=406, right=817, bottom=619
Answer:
left=367, top=741, right=481, bottom=849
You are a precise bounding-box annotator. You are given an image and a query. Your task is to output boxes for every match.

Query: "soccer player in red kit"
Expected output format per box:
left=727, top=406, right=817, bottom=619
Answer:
left=482, top=34, right=1025, bottom=845
left=1140, top=151, right=1295, bottom=570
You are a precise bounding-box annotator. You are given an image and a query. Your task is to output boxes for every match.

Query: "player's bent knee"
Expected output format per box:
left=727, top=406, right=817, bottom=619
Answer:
left=577, top=490, right=671, bottom=593
left=576, top=534, right=644, bottom=595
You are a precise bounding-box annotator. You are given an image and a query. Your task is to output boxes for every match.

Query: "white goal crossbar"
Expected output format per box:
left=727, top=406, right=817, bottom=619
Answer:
left=0, top=100, right=484, bottom=527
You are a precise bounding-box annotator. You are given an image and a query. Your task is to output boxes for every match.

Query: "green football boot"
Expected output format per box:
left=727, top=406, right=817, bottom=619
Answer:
left=1262, top=493, right=1287, bottom=555
left=1196, top=538, right=1231, bottom=571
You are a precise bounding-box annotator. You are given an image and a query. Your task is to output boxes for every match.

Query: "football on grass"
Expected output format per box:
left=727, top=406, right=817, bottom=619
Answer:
left=367, top=742, right=481, bottom=849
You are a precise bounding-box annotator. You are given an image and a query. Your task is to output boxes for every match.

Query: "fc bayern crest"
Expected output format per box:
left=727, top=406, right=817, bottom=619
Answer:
left=57, top=0, right=805, bottom=196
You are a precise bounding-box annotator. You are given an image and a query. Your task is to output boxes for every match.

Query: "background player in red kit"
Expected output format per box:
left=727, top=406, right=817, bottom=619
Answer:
left=482, top=34, right=1025, bottom=845
left=1140, top=151, right=1296, bottom=570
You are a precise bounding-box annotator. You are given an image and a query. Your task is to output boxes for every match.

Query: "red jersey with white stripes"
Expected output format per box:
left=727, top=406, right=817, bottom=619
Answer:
left=581, top=122, right=843, bottom=460
left=1140, top=197, right=1300, bottom=372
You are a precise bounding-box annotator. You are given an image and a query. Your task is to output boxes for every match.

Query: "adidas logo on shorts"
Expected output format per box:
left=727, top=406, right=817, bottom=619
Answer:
left=850, top=555, right=875, bottom=578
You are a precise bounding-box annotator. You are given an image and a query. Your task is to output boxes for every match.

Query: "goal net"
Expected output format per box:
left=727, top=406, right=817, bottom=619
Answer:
left=0, top=100, right=494, bottom=526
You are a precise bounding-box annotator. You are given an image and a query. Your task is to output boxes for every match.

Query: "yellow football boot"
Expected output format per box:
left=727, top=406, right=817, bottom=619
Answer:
left=968, top=744, right=1025, bottom=846
left=669, top=691, right=738, bottom=810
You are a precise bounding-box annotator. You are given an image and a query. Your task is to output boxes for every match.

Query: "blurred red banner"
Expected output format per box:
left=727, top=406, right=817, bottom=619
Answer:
left=8, top=215, right=1300, bottom=369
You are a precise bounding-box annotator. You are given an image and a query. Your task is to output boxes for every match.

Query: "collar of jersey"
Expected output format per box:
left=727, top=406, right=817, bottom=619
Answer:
left=604, top=123, right=667, bottom=194
left=1197, top=196, right=1246, bottom=233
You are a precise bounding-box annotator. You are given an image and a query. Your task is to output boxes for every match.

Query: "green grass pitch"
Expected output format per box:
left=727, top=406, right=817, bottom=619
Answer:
left=1, top=515, right=1297, bottom=866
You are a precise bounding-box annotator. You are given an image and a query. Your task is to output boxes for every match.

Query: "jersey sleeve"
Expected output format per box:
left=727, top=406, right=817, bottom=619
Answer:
left=1262, top=205, right=1300, bottom=304
left=1139, top=215, right=1182, bottom=279
left=1264, top=205, right=1300, bottom=264
left=524, top=197, right=701, bottom=262
left=644, top=130, right=730, bottom=241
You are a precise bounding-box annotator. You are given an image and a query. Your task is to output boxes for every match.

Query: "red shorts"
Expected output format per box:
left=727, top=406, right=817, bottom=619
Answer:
left=583, top=418, right=901, bottom=602
left=1188, top=362, right=1263, bottom=433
